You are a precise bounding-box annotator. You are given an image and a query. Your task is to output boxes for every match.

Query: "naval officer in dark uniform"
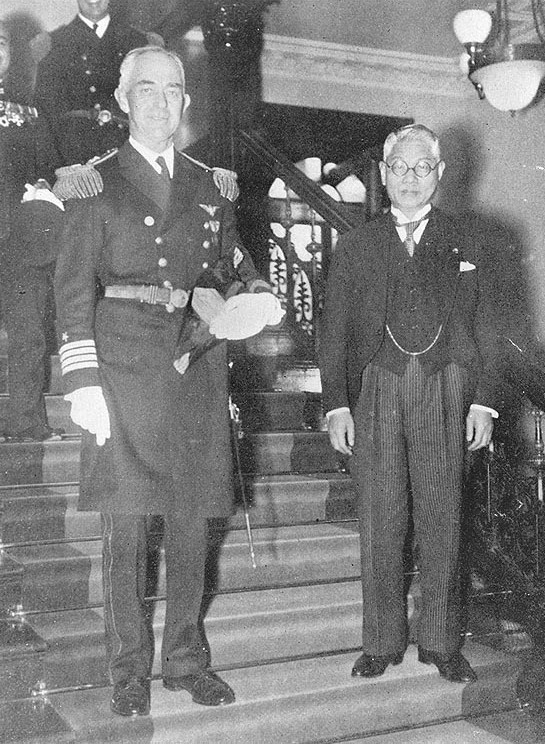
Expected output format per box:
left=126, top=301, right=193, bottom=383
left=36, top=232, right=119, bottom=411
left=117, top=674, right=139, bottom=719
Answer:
left=54, top=45, right=281, bottom=717
left=0, top=19, right=65, bottom=441
left=34, top=0, right=146, bottom=168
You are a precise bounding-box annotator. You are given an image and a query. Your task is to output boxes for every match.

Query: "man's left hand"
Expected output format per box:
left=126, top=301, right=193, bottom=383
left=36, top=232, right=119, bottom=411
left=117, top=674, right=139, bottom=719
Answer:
left=466, top=409, right=494, bottom=451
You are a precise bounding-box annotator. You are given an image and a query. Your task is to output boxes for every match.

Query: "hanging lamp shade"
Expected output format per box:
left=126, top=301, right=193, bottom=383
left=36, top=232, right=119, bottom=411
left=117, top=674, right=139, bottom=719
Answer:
left=453, top=9, right=493, bottom=44
left=453, top=4, right=545, bottom=112
left=471, top=57, right=545, bottom=111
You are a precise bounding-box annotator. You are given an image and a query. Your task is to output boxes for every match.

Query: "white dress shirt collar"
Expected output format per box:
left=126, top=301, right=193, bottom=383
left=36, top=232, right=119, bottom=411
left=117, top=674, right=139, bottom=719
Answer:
left=78, top=14, right=110, bottom=38
left=391, top=204, right=431, bottom=246
left=129, top=137, right=175, bottom=178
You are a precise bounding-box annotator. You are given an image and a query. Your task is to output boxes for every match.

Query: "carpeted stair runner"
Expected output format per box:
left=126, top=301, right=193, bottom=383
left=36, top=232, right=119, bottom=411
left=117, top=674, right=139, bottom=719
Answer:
left=0, top=382, right=526, bottom=743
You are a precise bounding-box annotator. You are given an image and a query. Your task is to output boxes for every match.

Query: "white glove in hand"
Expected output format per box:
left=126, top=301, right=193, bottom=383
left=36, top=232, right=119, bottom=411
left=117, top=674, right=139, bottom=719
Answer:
left=22, top=182, right=65, bottom=211
left=208, top=293, right=285, bottom=340
left=65, top=386, right=111, bottom=446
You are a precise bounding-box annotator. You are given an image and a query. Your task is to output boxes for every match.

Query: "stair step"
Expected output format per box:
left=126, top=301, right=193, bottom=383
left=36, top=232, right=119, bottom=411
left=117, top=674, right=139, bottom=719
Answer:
left=0, top=474, right=355, bottom=545
left=0, top=641, right=521, bottom=744
left=236, top=390, right=325, bottom=431
left=0, top=580, right=370, bottom=698
left=0, top=395, right=77, bottom=435
left=239, top=431, right=340, bottom=474
left=0, top=431, right=340, bottom=486
left=0, top=390, right=323, bottom=436
left=6, top=522, right=361, bottom=613
left=0, top=438, right=80, bottom=486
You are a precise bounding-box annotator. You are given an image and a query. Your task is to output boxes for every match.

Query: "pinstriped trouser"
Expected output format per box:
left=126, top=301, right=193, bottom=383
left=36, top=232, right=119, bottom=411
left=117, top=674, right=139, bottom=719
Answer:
left=102, top=513, right=209, bottom=684
left=351, top=358, right=469, bottom=656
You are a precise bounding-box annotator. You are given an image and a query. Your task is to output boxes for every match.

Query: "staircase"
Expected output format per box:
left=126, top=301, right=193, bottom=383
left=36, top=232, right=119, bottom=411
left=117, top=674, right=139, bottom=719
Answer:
left=0, top=330, right=527, bottom=744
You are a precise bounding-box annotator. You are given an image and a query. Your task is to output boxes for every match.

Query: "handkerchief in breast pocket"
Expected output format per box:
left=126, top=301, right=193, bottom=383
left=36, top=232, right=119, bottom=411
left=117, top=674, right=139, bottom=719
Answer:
left=459, top=261, right=476, bottom=272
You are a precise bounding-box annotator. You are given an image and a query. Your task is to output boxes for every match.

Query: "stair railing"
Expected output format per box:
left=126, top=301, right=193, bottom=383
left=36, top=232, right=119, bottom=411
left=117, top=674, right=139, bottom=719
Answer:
left=237, top=129, right=370, bottom=365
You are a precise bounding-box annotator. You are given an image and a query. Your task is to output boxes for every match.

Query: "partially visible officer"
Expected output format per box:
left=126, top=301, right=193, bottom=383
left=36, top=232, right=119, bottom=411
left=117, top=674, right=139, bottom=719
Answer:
left=0, top=19, right=65, bottom=441
left=33, top=0, right=147, bottom=168
left=54, top=45, right=281, bottom=718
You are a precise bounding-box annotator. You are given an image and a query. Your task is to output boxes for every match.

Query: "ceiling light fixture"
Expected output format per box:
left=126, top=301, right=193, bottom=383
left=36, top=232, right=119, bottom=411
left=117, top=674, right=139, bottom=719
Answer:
left=453, top=1, right=545, bottom=112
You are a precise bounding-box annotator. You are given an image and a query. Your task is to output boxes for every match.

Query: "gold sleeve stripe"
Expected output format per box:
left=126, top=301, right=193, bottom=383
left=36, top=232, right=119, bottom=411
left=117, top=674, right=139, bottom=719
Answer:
left=59, top=340, right=98, bottom=375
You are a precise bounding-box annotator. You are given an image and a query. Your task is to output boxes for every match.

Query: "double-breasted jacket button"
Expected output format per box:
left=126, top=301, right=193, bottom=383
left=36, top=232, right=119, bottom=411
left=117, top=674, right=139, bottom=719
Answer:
left=144, top=216, right=155, bottom=226
left=158, top=257, right=167, bottom=268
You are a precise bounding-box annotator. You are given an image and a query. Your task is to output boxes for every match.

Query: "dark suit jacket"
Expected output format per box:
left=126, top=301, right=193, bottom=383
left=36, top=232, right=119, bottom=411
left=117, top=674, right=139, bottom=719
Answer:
left=319, top=208, right=508, bottom=415
left=34, top=16, right=146, bottom=167
left=55, top=143, right=262, bottom=517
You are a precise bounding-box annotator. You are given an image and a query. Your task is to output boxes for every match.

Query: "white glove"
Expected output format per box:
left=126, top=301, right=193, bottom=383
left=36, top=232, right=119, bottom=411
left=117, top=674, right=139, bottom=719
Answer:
left=65, top=386, right=111, bottom=446
left=208, top=292, right=285, bottom=340
left=22, top=182, right=65, bottom=211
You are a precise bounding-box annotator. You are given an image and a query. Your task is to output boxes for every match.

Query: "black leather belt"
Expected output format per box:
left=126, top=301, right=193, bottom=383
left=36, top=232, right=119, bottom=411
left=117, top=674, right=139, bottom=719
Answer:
left=63, top=107, right=128, bottom=127
left=105, top=285, right=189, bottom=309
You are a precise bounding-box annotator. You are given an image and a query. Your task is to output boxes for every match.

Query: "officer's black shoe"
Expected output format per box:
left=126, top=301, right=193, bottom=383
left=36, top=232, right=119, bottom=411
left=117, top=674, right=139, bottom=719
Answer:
left=351, top=651, right=404, bottom=678
left=110, top=677, right=150, bottom=716
left=163, top=670, right=235, bottom=706
left=417, top=648, right=477, bottom=683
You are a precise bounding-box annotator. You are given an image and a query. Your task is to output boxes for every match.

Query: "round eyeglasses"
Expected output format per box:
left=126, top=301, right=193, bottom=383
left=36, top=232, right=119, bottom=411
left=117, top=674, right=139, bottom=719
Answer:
left=385, top=159, right=440, bottom=178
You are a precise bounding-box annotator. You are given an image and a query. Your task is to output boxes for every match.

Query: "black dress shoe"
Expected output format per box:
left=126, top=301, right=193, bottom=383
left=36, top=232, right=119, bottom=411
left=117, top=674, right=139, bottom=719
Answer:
left=163, top=670, right=235, bottom=706
left=351, top=651, right=404, bottom=678
left=418, top=648, right=477, bottom=683
left=110, top=677, right=150, bottom=716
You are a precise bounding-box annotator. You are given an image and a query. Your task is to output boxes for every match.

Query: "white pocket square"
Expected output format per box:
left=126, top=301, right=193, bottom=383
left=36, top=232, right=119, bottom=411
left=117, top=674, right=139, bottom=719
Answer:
left=459, top=261, right=475, bottom=272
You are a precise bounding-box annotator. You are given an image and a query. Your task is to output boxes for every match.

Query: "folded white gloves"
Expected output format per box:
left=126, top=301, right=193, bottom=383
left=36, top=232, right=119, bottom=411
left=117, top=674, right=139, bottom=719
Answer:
left=208, top=292, right=285, bottom=340
left=22, top=181, right=65, bottom=211
left=65, top=386, right=111, bottom=446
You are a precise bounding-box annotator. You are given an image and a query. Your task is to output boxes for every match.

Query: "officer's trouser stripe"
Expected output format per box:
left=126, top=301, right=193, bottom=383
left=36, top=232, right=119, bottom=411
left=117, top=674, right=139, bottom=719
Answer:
left=102, top=514, right=152, bottom=684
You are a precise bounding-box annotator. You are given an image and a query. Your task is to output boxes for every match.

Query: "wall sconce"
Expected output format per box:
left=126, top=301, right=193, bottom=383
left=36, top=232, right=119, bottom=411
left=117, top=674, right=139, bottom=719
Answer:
left=453, top=1, right=545, bottom=112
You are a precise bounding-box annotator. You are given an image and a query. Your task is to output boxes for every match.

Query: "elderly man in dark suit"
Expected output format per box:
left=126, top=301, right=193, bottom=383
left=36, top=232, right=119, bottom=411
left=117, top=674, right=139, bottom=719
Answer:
left=320, top=124, right=505, bottom=684
left=54, top=45, right=281, bottom=717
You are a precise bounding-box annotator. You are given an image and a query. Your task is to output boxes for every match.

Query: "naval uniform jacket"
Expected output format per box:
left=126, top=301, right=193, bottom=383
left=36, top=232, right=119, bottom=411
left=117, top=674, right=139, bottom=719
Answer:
left=54, top=142, right=263, bottom=517
left=0, top=81, right=61, bottom=267
left=319, top=208, right=506, bottom=415
left=34, top=16, right=146, bottom=167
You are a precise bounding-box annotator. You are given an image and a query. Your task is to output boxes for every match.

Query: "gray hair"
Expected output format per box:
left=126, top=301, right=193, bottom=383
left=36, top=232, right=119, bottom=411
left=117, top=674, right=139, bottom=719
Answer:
left=117, top=45, right=186, bottom=94
left=383, top=124, right=441, bottom=161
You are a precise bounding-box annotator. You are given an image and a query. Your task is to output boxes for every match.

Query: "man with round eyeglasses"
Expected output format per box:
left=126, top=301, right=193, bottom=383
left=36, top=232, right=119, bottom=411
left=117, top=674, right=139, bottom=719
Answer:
left=320, top=124, right=507, bottom=685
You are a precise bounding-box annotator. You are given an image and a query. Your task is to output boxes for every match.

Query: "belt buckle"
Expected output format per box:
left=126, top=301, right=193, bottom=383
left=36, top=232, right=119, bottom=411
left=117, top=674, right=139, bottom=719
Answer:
left=161, top=282, right=188, bottom=312
left=169, top=288, right=188, bottom=309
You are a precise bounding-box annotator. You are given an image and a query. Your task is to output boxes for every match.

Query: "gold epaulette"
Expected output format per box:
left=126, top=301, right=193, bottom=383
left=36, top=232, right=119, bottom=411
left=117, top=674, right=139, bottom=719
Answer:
left=53, top=149, right=118, bottom=201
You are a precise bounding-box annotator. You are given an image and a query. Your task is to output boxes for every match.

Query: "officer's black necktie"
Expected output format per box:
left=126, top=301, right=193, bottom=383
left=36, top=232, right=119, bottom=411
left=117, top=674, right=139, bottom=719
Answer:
left=155, top=156, right=171, bottom=184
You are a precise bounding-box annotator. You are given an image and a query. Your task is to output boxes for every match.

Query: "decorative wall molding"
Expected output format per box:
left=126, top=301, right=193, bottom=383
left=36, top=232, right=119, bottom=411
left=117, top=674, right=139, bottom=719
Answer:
left=184, top=29, right=472, bottom=105
left=261, top=33, right=472, bottom=102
